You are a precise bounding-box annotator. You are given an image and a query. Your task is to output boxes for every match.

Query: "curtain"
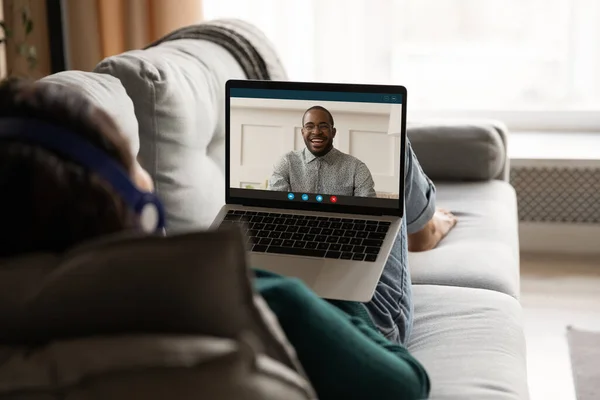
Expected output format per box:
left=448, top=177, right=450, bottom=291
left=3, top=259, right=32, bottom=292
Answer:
left=64, top=0, right=204, bottom=72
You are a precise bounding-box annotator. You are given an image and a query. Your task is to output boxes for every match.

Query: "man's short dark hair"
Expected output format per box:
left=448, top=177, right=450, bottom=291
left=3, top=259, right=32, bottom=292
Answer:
left=302, top=106, right=334, bottom=127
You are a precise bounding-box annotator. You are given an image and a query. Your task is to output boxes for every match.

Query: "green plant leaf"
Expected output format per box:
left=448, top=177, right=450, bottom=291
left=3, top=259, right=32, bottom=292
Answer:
left=25, top=20, right=33, bottom=35
left=27, top=46, right=38, bottom=70
left=20, top=5, right=34, bottom=35
left=17, top=43, right=27, bottom=56
left=2, top=9, right=38, bottom=73
left=0, top=21, right=13, bottom=38
left=21, top=8, right=29, bottom=25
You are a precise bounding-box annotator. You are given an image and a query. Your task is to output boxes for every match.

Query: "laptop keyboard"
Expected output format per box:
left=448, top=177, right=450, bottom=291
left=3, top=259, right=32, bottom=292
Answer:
left=219, top=210, right=390, bottom=262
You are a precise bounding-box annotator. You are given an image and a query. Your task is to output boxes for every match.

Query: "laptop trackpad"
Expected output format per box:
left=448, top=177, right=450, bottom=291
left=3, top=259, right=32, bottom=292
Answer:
left=249, top=253, right=321, bottom=288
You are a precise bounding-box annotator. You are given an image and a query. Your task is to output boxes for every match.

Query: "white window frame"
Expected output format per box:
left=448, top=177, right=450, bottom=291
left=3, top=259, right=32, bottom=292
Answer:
left=408, top=110, right=600, bottom=133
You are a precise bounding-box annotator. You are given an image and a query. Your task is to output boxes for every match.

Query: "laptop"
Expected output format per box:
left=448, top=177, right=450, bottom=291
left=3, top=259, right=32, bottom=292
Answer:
left=211, top=80, right=407, bottom=302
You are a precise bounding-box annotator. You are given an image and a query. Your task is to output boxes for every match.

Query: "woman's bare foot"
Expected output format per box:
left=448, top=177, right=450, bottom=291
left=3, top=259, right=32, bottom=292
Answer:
left=407, top=208, right=458, bottom=252
left=433, top=208, right=458, bottom=240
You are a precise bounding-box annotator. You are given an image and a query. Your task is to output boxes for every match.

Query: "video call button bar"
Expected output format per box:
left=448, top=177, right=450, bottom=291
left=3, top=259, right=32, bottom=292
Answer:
left=230, top=88, right=403, bottom=104
left=229, top=188, right=400, bottom=210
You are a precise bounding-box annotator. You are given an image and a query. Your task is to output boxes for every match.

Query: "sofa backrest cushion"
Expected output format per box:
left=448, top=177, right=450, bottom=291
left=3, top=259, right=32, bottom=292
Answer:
left=94, top=19, right=288, bottom=232
left=408, top=120, right=509, bottom=181
left=94, top=39, right=245, bottom=232
left=39, top=71, right=140, bottom=157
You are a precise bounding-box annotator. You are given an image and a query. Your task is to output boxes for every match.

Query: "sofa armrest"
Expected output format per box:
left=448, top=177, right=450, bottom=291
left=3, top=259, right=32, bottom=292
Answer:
left=407, top=120, right=509, bottom=182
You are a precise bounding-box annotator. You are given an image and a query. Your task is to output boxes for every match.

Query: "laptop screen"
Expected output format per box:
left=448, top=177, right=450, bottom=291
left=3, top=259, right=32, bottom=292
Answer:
left=226, top=81, right=406, bottom=217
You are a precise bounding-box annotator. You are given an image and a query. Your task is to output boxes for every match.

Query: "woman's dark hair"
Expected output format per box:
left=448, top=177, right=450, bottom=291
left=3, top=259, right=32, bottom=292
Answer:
left=0, top=78, right=137, bottom=257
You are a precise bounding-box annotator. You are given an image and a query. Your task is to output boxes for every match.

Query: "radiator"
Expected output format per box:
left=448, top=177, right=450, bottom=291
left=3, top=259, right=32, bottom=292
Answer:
left=510, top=164, right=600, bottom=224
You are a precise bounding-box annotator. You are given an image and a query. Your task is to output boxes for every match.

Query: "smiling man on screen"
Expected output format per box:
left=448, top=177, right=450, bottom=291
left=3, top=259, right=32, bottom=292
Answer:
left=268, top=105, right=377, bottom=197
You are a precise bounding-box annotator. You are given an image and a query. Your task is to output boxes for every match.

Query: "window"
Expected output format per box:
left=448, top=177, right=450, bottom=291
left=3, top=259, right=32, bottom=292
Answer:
left=204, top=0, right=600, bottom=128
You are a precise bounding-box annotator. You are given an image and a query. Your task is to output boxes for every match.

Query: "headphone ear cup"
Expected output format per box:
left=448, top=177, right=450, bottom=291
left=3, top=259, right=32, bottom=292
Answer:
left=0, top=118, right=168, bottom=234
left=138, top=203, right=159, bottom=233
left=136, top=194, right=165, bottom=234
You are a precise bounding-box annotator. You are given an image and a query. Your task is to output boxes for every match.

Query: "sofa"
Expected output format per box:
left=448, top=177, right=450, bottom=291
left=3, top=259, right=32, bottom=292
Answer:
left=29, top=19, right=528, bottom=399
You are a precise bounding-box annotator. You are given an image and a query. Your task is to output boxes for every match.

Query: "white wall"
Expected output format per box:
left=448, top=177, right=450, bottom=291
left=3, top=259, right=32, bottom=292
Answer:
left=230, top=98, right=403, bottom=195
left=231, top=97, right=395, bottom=115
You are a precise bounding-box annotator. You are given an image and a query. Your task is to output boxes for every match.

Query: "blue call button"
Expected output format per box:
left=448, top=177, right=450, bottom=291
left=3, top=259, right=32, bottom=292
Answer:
left=287, top=193, right=295, bottom=200
left=316, top=195, right=323, bottom=202
left=302, top=194, right=309, bottom=201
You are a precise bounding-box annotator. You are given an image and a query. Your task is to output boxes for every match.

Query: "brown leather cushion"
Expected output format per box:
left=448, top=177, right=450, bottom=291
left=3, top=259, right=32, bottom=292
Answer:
left=0, top=228, right=305, bottom=378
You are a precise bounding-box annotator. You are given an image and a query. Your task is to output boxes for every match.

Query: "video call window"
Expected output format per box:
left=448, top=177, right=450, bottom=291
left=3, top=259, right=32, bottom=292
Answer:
left=229, top=88, right=403, bottom=208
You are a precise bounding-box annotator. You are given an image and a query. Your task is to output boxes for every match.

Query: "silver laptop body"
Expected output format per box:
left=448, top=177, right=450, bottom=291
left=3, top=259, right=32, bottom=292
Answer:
left=211, top=80, right=408, bottom=303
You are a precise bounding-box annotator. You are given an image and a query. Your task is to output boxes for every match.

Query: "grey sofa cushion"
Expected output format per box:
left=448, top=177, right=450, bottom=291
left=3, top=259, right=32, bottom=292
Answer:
left=0, top=335, right=315, bottom=400
left=408, top=120, right=509, bottom=181
left=94, top=39, right=246, bottom=232
left=39, top=71, right=140, bottom=157
left=409, top=180, right=521, bottom=299
left=408, top=285, right=529, bottom=400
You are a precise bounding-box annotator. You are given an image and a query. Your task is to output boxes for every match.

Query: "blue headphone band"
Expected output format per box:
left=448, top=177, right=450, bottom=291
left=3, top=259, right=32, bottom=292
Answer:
left=0, top=118, right=165, bottom=233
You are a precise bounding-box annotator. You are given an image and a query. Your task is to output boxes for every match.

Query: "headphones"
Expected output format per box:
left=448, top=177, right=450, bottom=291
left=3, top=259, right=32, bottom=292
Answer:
left=0, top=118, right=165, bottom=234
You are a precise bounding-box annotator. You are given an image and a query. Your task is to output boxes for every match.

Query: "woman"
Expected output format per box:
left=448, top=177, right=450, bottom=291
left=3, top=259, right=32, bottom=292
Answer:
left=0, top=78, right=440, bottom=399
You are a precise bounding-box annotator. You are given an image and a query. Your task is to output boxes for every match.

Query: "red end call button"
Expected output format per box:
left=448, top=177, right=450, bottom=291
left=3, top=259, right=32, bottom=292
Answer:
left=330, top=196, right=338, bottom=203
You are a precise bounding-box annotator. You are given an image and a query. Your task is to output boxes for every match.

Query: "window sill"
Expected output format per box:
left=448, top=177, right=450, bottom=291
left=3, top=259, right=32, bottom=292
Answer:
left=509, top=131, right=600, bottom=163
